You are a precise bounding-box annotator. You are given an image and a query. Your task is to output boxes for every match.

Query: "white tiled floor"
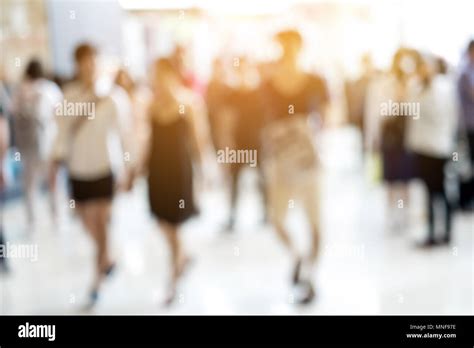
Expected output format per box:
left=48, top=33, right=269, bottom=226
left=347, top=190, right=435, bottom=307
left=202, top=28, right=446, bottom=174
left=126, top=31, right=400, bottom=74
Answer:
left=1, top=127, right=473, bottom=314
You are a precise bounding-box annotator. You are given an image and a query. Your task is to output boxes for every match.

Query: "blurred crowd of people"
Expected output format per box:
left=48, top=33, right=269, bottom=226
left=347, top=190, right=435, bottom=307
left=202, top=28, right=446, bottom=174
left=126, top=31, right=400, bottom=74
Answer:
left=0, top=29, right=473, bottom=307
left=348, top=44, right=474, bottom=245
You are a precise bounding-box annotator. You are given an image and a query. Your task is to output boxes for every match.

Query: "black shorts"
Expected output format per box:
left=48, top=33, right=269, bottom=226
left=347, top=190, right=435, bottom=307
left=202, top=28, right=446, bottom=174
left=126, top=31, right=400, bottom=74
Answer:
left=69, top=174, right=114, bottom=203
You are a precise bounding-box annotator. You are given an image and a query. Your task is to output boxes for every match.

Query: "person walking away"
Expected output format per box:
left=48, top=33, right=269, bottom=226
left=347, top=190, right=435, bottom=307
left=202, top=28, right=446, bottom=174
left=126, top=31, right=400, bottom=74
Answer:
left=10, top=59, right=62, bottom=231
left=457, top=40, right=474, bottom=209
left=406, top=56, right=458, bottom=247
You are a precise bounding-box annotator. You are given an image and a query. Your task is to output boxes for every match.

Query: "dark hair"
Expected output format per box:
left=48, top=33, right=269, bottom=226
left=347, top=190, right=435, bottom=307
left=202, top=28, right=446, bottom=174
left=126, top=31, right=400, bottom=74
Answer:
left=468, top=40, right=474, bottom=53
left=74, top=43, right=97, bottom=62
left=25, top=59, right=43, bottom=80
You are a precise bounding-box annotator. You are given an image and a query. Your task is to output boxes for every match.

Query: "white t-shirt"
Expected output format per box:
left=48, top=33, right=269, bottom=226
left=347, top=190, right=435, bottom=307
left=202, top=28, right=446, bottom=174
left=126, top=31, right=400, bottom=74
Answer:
left=51, top=81, right=132, bottom=180
left=405, top=75, right=458, bottom=158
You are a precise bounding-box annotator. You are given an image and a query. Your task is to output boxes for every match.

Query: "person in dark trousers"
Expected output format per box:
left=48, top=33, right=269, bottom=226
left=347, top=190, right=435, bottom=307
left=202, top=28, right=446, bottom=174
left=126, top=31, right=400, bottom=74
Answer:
left=458, top=40, right=474, bottom=209
left=406, top=55, right=458, bottom=247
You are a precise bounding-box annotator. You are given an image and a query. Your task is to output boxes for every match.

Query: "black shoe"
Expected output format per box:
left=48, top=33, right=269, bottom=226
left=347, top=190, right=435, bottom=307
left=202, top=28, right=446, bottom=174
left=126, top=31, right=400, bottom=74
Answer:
left=438, top=236, right=451, bottom=245
left=417, top=239, right=437, bottom=249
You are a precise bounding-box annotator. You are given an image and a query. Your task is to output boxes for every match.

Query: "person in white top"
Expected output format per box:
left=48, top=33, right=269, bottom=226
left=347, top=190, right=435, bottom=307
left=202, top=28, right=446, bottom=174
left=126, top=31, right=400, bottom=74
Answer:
left=50, top=43, right=134, bottom=306
left=405, top=56, right=458, bottom=247
left=10, top=59, right=62, bottom=230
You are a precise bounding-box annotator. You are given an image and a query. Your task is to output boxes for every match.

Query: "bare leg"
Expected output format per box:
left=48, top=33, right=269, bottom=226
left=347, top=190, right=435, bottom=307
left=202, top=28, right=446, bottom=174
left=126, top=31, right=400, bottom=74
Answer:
left=77, top=203, right=100, bottom=295
left=386, top=184, right=397, bottom=230
left=272, top=219, right=303, bottom=286
left=95, top=200, right=112, bottom=274
left=22, top=158, right=36, bottom=229
left=47, top=168, right=58, bottom=225
left=159, top=221, right=183, bottom=305
left=387, top=184, right=396, bottom=208
left=227, top=165, right=240, bottom=231
left=257, top=167, right=268, bottom=224
left=77, top=203, right=99, bottom=277
left=77, top=203, right=95, bottom=235
left=273, top=223, right=297, bottom=257
left=77, top=200, right=113, bottom=305
left=400, top=183, right=410, bottom=227
left=292, top=183, right=320, bottom=304
left=268, top=184, right=296, bottom=257
left=304, top=179, right=320, bottom=269
left=308, top=225, right=320, bottom=269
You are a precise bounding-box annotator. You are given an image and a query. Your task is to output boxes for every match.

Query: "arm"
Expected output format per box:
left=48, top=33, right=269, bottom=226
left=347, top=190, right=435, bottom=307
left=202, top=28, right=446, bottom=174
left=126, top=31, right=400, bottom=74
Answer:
left=110, top=94, right=135, bottom=192
left=319, top=77, right=331, bottom=126
left=364, top=77, right=383, bottom=153
left=186, top=96, right=209, bottom=178
left=135, top=102, right=153, bottom=177
left=458, top=73, right=474, bottom=130
left=48, top=98, right=68, bottom=191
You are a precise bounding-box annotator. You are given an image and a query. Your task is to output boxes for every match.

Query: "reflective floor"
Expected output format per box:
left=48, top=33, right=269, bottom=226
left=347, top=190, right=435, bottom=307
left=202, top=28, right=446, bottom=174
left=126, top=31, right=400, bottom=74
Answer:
left=1, top=127, right=473, bottom=314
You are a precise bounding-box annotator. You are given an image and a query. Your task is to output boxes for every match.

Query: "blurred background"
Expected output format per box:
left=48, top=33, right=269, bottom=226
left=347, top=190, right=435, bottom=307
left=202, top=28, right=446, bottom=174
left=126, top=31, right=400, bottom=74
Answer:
left=0, top=0, right=473, bottom=314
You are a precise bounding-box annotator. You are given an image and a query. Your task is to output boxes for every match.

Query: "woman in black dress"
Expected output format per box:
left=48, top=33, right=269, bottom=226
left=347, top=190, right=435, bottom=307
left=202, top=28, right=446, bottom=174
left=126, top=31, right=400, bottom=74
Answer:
left=143, top=58, right=205, bottom=305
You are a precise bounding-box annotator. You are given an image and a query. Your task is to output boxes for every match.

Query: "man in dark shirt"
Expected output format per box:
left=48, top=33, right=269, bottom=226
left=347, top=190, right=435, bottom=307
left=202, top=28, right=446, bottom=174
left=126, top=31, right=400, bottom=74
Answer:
left=259, top=29, right=330, bottom=304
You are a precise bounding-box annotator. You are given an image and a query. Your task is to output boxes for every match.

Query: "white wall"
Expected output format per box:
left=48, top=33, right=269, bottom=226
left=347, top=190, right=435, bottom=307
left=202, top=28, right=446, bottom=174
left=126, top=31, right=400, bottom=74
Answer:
left=47, top=0, right=124, bottom=77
